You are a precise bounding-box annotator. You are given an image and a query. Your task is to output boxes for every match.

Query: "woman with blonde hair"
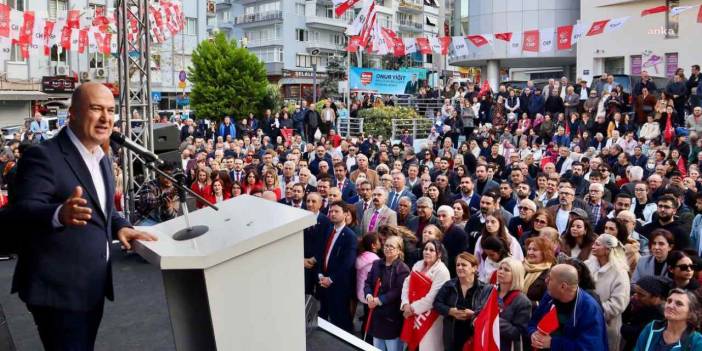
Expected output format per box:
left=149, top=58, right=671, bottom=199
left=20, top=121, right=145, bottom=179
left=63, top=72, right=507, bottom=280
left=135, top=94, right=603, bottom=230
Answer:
left=493, top=258, right=531, bottom=351
left=262, top=169, right=282, bottom=200
left=585, top=234, right=630, bottom=351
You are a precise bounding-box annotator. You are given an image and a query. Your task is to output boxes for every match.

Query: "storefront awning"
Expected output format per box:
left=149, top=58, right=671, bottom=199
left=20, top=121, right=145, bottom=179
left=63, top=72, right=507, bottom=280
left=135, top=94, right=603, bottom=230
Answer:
left=0, top=90, right=50, bottom=101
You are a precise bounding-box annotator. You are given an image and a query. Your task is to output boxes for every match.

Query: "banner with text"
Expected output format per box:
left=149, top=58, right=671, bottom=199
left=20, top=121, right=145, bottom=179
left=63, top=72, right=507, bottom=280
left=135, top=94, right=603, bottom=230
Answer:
left=349, top=67, right=426, bottom=95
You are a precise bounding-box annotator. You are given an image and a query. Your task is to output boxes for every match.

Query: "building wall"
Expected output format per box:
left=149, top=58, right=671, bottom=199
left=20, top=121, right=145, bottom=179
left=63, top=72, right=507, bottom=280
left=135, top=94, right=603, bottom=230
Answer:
left=0, top=101, right=31, bottom=127
left=577, top=0, right=700, bottom=83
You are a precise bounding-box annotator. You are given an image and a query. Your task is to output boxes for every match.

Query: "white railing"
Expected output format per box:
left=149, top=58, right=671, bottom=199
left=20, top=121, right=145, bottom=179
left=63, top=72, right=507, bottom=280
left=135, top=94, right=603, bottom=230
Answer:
left=391, top=118, right=434, bottom=140
left=336, top=117, right=364, bottom=137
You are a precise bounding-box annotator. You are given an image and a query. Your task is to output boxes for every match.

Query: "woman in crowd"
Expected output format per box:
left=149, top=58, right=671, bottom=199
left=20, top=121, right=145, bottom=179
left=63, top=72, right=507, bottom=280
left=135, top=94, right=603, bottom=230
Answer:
left=401, top=240, right=451, bottom=350
left=634, top=288, right=702, bottom=350
left=474, top=212, right=524, bottom=266
left=190, top=168, right=212, bottom=209
left=520, top=209, right=555, bottom=247
left=602, top=217, right=640, bottom=274
left=426, top=183, right=449, bottom=211
left=616, top=211, right=649, bottom=256
left=241, top=170, right=264, bottom=195
left=364, top=236, right=410, bottom=351
left=230, top=181, right=243, bottom=197
left=523, top=237, right=555, bottom=305
left=452, top=200, right=470, bottom=228
left=666, top=251, right=701, bottom=292
left=356, top=233, right=381, bottom=338
left=208, top=178, right=230, bottom=204
left=632, top=229, right=675, bottom=284
left=586, top=234, right=631, bottom=351
left=262, top=169, right=282, bottom=200
left=434, top=252, right=492, bottom=351
left=560, top=217, right=597, bottom=261
left=378, top=225, right=418, bottom=267
left=494, top=258, right=531, bottom=351
left=345, top=202, right=363, bottom=236
left=477, top=236, right=510, bottom=284
left=407, top=224, right=443, bottom=267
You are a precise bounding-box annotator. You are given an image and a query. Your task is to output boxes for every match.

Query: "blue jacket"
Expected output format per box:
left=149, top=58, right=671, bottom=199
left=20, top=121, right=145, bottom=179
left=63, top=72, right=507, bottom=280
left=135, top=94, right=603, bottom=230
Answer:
left=218, top=122, right=236, bottom=139
left=528, top=289, right=608, bottom=351
left=528, top=94, right=545, bottom=116
left=634, top=320, right=702, bottom=351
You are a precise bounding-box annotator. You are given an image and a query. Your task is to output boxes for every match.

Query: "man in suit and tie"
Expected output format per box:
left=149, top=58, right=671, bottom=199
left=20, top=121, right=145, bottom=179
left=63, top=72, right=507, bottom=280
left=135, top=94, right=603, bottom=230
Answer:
left=361, top=187, right=397, bottom=235
left=316, top=177, right=332, bottom=215
left=455, top=175, right=481, bottom=214
left=288, top=183, right=306, bottom=209
left=387, top=172, right=416, bottom=212
left=10, top=82, right=157, bottom=350
left=354, top=180, right=373, bottom=222
left=303, top=192, right=331, bottom=295
left=404, top=74, right=419, bottom=94
left=229, top=158, right=245, bottom=184
left=332, top=162, right=358, bottom=203
left=316, top=201, right=357, bottom=331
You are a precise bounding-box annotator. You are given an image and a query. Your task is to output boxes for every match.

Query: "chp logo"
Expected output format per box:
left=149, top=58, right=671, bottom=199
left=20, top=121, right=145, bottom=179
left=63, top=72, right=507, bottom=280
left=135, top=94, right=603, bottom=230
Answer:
left=558, top=31, right=569, bottom=45
left=360, top=71, right=373, bottom=86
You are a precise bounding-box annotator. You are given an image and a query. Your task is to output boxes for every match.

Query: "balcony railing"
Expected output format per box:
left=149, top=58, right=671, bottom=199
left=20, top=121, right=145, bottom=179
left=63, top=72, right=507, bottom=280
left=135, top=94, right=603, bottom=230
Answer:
left=304, top=41, right=345, bottom=51
left=397, top=19, right=423, bottom=30
left=234, top=10, right=283, bottom=25
left=397, top=0, right=423, bottom=12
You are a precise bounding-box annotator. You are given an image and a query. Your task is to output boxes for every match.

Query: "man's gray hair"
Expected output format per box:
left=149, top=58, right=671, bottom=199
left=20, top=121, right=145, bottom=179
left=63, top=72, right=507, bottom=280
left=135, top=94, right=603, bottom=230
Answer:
left=417, top=196, right=433, bottom=208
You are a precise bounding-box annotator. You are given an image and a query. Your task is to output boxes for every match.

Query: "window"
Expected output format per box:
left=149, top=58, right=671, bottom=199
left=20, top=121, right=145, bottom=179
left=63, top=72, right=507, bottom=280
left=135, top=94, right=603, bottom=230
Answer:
left=219, top=11, right=230, bottom=22
left=251, top=47, right=283, bottom=63
left=604, top=57, right=625, bottom=75
left=9, top=44, right=25, bottom=62
left=296, top=29, right=308, bottom=42
left=665, top=0, right=679, bottom=38
left=50, top=44, right=67, bottom=63
left=295, top=3, right=306, bottom=16
left=295, top=53, right=330, bottom=68
left=48, top=0, right=68, bottom=19
left=185, top=17, right=198, bottom=36
left=89, top=52, right=105, bottom=68
left=3, top=0, right=26, bottom=10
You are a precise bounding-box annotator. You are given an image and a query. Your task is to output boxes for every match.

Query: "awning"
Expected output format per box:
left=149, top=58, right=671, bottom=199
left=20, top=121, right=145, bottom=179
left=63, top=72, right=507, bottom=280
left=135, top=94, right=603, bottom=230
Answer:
left=0, top=90, right=50, bottom=101
left=278, top=77, right=316, bottom=85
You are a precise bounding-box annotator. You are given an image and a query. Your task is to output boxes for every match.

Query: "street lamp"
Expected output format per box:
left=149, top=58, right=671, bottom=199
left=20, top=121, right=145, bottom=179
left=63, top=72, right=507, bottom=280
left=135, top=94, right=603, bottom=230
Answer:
left=311, top=49, right=320, bottom=103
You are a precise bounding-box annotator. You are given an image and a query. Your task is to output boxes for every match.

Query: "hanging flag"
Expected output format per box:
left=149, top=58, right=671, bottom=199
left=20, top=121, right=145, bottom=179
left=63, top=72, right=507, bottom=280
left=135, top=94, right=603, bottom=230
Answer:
left=67, top=9, right=80, bottom=29
left=556, top=25, right=573, bottom=50
left=670, top=6, right=695, bottom=16
left=69, top=27, right=80, bottom=52
left=0, top=3, right=9, bottom=38
left=494, top=32, right=512, bottom=42
left=697, top=5, right=702, bottom=22
left=9, top=8, right=22, bottom=40
left=471, top=288, right=500, bottom=351
left=571, top=23, right=586, bottom=44
left=60, top=25, right=72, bottom=49
left=466, top=34, right=493, bottom=47
left=49, top=18, right=64, bottom=47
left=605, top=16, right=630, bottom=32
left=359, top=8, right=376, bottom=48
left=536, top=305, right=560, bottom=335
left=333, top=0, right=361, bottom=17
left=78, top=28, right=88, bottom=53
left=641, top=5, right=668, bottom=17
left=346, top=35, right=362, bottom=52
left=415, top=37, right=431, bottom=54
left=43, top=20, right=54, bottom=55
left=32, top=15, right=45, bottom=46
left=371, top=21, right=389, bottom=55
left=19, top=11, right=35, bottom=45
left=403, top=37, right=417, bottom=54
left=522, top=29, right=539, bottom=52
left=586, top=19, right=609, bottom=36
left=428, top=36, right=449, bottom=55
left=539, top=27, right=555, bottom=52
left=346, top=0, right=373, bottom=35
left=508, top=31, right=522, bottom=56
left=439, top=36, right=450, bottom=55
left=450, top=36, right=469, bottom=57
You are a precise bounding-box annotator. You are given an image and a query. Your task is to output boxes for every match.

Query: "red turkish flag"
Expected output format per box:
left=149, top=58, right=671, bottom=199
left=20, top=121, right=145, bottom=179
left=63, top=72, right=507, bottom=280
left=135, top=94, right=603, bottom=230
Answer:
left=522, top=30, right=539, bottom=52
left=556, top=25, right=573, bottom=50
left=415, top=37, right=432, bottom=54
left=641, top=5, right=668, bottom=17
left=586, top=20, right=610, bottom=36
left=19, top=11, right=34, bottom=45
left=67, top=10, right=81, bottom=29
left=0, top=3, right=9, bottom=38
left=346, top=35, right=362, bottom=52
left=466, top=34, right=489, bottom=47
left=494, top=32, right=512, bottom=42
left=537, top=305, right=560, bottom=335
left=60, top=26, right=72, bottom=50
left=78, top=29, right=88, bottom=53
left=470, top=288, right=500, bottom=351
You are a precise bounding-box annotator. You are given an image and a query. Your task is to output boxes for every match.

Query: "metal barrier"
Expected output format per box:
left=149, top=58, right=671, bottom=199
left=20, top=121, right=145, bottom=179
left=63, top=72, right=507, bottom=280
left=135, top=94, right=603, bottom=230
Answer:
left=391, top=118, right=434, bottom=140
left=336, top=117, right=364, bottom=137
left=395, top=96, right=445, bottom=118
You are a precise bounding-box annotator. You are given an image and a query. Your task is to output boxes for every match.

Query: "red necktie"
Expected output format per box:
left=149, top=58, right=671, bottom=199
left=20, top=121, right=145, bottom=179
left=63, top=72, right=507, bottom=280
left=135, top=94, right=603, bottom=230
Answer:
left=323, top=229, right=336, bottom=273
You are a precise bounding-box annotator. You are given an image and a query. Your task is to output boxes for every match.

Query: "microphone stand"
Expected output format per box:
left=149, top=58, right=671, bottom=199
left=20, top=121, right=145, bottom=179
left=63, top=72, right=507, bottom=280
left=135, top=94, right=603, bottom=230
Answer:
left=142, top=161, right=219, bottom=241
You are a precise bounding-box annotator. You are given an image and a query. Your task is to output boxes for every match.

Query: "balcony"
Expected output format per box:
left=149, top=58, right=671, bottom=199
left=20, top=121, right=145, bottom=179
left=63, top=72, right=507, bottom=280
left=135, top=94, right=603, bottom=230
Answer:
left=304, top=41, right=345, bottom=53
left=265, top=62, right=284, bottom=76
left=247, top=39, right=284, bottom=48
left=306, top=15, right=349, bottom=31
left=397, top=19, right=423, bottom=32
left=216, top=0, right=233, bottom=7
left=234, top=11, right=283, bottom=27
left=397, top=0, right=423, bottom=13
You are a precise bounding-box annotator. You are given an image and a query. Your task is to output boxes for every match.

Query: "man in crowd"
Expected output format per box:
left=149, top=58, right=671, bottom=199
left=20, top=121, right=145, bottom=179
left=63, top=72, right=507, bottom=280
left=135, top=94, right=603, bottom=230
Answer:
left=303, top=192, right=331, bottom=295
left=387, top=172, right=416, bottom=212
left=361, top=187, right=397, bottom=234
left=407, top=197, right=439, bottom=240
left=332, top=162, right=357, bottom=203
left=640, top=194, right=691, bottom=250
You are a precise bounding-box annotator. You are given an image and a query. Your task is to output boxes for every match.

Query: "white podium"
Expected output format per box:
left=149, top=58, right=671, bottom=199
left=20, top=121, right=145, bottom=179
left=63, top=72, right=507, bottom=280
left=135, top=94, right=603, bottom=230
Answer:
left=133, top=195, right=316, bottom=351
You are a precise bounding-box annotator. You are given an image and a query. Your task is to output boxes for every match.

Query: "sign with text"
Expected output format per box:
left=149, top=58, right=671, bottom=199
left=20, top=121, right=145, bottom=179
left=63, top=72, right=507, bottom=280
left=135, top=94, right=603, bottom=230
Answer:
left=349, top=67, right=423, bottom=95
left=41, top=76, right=76, bottom=94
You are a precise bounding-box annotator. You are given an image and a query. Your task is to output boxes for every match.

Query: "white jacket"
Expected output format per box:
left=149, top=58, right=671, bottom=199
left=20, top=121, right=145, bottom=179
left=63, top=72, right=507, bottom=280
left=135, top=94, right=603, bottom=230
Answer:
left=585, top=258, right=631, bottom=351
left=401, top=260, right=450, bottom=351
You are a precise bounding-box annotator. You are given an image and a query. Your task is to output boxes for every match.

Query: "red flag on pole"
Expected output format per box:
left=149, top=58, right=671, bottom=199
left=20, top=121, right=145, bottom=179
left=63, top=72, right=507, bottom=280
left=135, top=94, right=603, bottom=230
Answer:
left=60, top=26, right=72, bottom=50
left=641, top=5, right=668, bottom=17
left=477, top=79, right=491, bottom=97
left=470, top=288, right=500, bottom=351
left=333, top=0, right=361, bottom=17
left=556, top=25, right=573, bottom=50
left=67, top=9, right=81, bottom=29
left=522, top=30, right=539, bottom=52
left=415, top=37, right=432, bottom=54
left=19, top=11, right=34, bottom=45
left=346, top=35, right=362, bottom=52
left=494, top=32, right=512, bottom=42
left=586, top=20, right=610, bottom=36
left=0, top=3, right=9, bottom=38
left=43, top=20, right=54, bottom=56
left=78, top=29, right=88, bottom=53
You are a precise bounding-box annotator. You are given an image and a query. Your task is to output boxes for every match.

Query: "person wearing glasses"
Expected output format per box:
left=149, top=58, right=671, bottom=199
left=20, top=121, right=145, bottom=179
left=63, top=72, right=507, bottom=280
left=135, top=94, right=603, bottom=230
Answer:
left=666, top=251, right=700, bottom=292
left=640, top=195, right=691, bottom=250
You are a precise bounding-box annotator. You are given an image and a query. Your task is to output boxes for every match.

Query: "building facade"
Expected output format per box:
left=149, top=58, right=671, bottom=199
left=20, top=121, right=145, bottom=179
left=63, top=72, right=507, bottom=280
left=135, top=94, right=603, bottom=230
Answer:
left=450, top=0, right=580, bottom=90
left=577, top=0, right=699, bottom=84
left=0, top=0, right=208, bottom=126
left=209, top=0, right=449, bottom=102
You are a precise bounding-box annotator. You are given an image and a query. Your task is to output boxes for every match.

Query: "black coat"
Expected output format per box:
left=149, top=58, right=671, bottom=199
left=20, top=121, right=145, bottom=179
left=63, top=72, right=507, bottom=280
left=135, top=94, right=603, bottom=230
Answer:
left=363, top=259, right=410, bottom=339
left=434, top=278, right=493, bottom=350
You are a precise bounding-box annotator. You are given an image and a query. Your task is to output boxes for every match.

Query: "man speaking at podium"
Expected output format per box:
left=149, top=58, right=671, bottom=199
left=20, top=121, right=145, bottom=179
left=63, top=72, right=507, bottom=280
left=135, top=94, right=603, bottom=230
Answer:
left=10, top=82, right=156, bottom=350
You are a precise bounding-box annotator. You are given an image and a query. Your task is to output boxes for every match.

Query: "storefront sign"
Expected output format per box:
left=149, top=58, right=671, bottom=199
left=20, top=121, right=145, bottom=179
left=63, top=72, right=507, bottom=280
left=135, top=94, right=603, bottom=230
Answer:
left=41, top=76, right=76, bottom=94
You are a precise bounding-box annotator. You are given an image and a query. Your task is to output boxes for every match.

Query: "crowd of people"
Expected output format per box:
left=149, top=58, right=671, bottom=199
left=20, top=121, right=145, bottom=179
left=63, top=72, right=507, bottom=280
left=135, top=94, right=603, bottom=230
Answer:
left=1, top=64, right=702, bottom=351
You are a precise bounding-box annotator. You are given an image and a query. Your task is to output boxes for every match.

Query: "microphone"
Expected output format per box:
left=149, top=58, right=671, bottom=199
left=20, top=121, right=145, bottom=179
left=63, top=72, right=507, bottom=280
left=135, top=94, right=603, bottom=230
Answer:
left=110, top=132, right=164, bottom=165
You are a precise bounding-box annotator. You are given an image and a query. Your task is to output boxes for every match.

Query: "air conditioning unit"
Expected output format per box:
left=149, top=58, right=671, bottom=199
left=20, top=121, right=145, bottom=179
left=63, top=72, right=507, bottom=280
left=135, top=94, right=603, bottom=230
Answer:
left=80, top=71, right=90, bottom=82
left=95, top=68, right=106, bottom=78
left=55, top=64, right=69, bottom=76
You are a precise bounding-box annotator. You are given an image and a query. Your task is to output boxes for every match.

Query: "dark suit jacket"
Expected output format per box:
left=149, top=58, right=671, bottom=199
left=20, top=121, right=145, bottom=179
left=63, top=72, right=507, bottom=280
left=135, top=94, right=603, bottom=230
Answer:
left=318, top=226, right=358, bottom=288
left=304, top=213, right=332, bottom=261
left=332, top=178, right=358, bottom=203
left=11, top=129, right=131, bottom=311
left=387, top=188, right=417, bottom=212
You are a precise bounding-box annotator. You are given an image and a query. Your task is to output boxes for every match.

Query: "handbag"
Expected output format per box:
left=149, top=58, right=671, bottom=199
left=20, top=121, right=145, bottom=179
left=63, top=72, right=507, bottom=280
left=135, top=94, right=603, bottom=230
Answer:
left=314, top=128, right=322, bottom=141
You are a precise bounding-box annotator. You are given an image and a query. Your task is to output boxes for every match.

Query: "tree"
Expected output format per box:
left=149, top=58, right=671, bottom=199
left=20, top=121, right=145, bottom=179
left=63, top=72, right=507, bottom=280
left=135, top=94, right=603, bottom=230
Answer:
left=189, top=33, right=268, bottom=121
left=320, top=55, right=346, bottom=100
